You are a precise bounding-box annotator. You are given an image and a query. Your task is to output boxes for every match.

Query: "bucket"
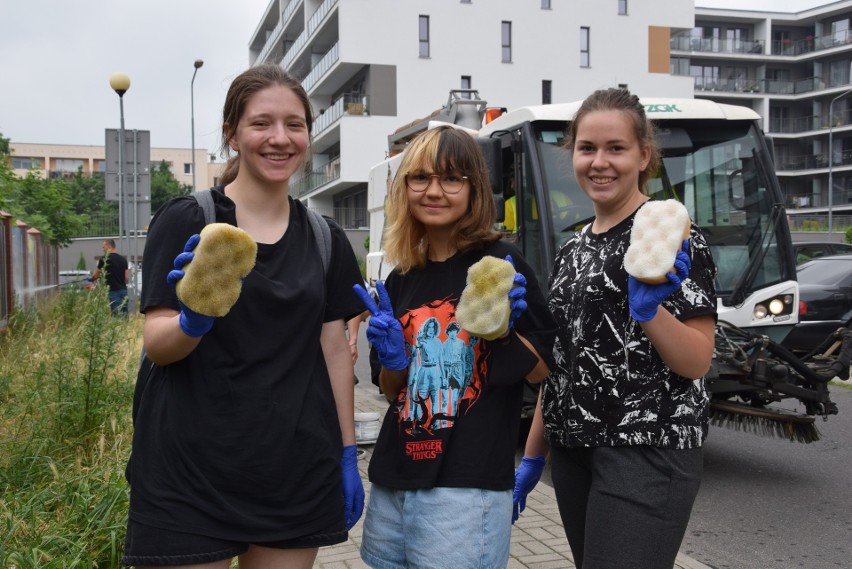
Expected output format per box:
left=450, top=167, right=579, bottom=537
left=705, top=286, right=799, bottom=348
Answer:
left=355, top=411, right=380, bottom=445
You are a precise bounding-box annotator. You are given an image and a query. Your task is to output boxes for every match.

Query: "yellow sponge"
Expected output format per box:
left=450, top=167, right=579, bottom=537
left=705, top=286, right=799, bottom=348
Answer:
left=175, top=223, right=257, bottom=317
left=624, top=199, right=691, bottom=285
left=455, top=256, right=516, bottom=341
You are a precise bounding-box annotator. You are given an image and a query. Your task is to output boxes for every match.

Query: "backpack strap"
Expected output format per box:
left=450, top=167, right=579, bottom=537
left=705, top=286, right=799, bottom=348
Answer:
left=192, top=189, right=216, bottom=225
left=306, top=207, right=332, bottom=276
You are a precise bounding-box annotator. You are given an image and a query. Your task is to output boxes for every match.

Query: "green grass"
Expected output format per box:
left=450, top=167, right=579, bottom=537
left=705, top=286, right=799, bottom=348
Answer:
left=0, top=286, right=140, bottom=568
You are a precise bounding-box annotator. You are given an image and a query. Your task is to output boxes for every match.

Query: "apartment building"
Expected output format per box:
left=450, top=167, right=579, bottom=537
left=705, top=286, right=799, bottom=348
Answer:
left=8, top=142, right=213, bottom=190
left=679, top=0, right=852, bottom=222
left=248, top=0, right=695, bottom=229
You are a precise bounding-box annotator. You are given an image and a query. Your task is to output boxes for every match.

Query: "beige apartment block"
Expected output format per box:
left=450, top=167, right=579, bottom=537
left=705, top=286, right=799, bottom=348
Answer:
left=8, top=142, right=210, bottom=190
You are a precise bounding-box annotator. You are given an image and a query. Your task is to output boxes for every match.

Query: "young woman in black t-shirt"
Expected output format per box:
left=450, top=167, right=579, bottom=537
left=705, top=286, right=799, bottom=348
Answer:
left=354, top=126, right=557, bottom=569
left=123, top=63, right=365, bottom=569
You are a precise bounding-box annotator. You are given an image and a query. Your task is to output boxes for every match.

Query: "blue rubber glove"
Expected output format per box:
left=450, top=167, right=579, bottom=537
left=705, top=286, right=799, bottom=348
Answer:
left=166, top=234, right=215, bottom=337
left=512, top=455, right=546, bottom=524
left=628, top=239, right=692, bottom=323
left=341, top=444, right=365, bottom=530
left=353, top=281, right=409, bottom=371
left=505, top=255, right=528, bottom=332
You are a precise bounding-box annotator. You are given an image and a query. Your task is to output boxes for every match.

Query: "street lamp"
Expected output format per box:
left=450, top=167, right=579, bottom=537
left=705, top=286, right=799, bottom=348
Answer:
left=827, top=86, right=852, bottom=235
left=109, top=72, right=131, bottom=257
left=191, top=59, right=204, bottom=191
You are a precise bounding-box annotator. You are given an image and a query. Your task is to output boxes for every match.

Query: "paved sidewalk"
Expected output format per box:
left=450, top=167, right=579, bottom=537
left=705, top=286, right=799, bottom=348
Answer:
left=314, top=335, right=712, bottom=569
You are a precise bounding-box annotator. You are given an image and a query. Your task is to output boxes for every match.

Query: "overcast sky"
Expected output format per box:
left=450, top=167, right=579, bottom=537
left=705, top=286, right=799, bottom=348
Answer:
left=1, top=0, right=268, bottom=156
left=0, top=0, right=834, bottom=155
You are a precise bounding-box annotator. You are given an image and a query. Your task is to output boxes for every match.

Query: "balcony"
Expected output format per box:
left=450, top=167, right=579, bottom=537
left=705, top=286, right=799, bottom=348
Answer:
left=671, top=34, right=765, bottom=55
left=302, top=42, right=339, bottom=92
left=691, top=76, right=761, bottom=94
left=313, top=94, right=368, bottom=138
left=771, top=30, right=852, bottom=56
left=307, top=0, right=337, bottom=36
left=291, top=156, right=340, bottom=198
left=769, top=115, right=820, bottom=134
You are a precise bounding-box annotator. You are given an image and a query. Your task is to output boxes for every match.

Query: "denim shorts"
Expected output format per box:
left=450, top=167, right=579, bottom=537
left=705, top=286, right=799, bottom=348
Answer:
left=122, top=518, right=346, bottom=567
left=360, top=484, right=512, bottom=569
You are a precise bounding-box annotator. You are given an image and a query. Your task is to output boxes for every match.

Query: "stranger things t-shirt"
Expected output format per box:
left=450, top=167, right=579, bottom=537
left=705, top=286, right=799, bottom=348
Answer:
left=367, top=240, right=556, bottom=491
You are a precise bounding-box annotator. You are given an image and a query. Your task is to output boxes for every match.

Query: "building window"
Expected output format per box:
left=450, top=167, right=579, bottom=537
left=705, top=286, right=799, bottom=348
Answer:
left=618, top=0, right=627, bottom=15
left=184, top=163, right=192, bottom=175
left=542, top=80, right=552, bottom=104
left=55, top=158, right=84, bottom=173
left=10, top=156, right=42, bottom=169
left=580, top=27, right=590, bottom=67
left=502, top=21, right=512, bottom=63
left=419, top=15, right=430, bottom=58
left=541, top=0, right=551, bottom=8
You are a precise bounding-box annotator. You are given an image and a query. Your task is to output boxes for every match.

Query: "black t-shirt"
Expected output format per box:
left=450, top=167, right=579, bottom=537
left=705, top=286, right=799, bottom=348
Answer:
left=127, top=187, right=365, bottom=541
left=368, top=240, right=557, bottom=491
left=542, top=206, right=718, bottom=450
left=97, top=251, right=128, bottom=291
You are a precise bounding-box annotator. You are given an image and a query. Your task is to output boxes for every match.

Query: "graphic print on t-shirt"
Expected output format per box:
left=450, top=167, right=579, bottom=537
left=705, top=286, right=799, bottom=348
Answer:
left=395, top=296, right=487, bottom=439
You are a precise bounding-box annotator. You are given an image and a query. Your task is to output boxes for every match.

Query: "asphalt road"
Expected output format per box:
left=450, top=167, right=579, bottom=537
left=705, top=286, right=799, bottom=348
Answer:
left=681, top=383, right=852, bottom=569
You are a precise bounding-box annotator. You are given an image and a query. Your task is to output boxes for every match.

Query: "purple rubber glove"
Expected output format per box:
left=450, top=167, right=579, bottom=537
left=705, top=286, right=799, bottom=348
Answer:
left=353, top=281, right=409, bottom=371
left=505, top=255, right=528, bottom=332
left=166, top=234, right=215, bottom=337
left=341, top=444, right=365, bottom=530
left=628, top=239, right=691, bottom=323
left=512, top=455, right=546, bottom=524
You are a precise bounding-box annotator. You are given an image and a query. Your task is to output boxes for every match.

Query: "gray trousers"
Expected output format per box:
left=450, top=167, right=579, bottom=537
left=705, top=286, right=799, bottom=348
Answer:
left=550, top=444, right=702, bottom=569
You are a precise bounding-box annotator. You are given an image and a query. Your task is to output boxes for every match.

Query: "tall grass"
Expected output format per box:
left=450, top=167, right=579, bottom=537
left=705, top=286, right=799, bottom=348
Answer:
left=0, top=285, right=140, bottom=568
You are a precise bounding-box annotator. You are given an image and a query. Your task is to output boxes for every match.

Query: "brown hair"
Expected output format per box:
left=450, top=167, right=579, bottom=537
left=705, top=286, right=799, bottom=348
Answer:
left=383, top=126, right=500, bottom=273
left=219, top=63, right=313, bottom=185
left=564, top=88, right=660, bottom=193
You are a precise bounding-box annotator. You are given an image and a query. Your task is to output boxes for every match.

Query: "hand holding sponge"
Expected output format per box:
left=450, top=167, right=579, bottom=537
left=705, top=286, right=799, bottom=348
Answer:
left=456, top=255, right=528, bottom=341
left=167, top=224, right=257, bottom=336
left=624, top=199, right=691, bottom=284
left=624, top=200, right=692, bottom=322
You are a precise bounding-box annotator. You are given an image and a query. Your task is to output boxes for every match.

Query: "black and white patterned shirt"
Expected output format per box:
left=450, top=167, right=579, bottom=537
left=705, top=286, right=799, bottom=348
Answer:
left=542, top=206, right=717, bottom=449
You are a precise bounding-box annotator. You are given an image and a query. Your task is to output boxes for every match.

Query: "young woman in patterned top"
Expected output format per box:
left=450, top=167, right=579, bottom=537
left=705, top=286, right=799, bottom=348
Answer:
left=513, top=88, right=718, bottom=569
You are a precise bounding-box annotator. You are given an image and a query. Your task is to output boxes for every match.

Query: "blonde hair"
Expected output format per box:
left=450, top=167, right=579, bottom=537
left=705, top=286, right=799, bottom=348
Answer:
left=383, top=126, right=500, bottom=273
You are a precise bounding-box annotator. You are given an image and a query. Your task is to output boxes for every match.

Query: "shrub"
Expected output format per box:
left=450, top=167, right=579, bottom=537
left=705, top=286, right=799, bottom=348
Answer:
left=0, top=286, right=140, bottom=567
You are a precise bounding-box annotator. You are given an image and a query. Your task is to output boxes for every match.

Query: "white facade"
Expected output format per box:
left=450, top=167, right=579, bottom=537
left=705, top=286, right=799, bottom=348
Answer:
left=249, top=0, right=695, bottom=227
left=688, top=0, right=852, bottom=223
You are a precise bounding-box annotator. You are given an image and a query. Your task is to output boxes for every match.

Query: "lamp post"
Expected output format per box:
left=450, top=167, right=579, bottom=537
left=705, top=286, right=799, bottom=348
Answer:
left=191, top=59, right=204, bottom=191
left=827, top=86, right=852, bottom=235
left=109, top=72, right=131, bottom=257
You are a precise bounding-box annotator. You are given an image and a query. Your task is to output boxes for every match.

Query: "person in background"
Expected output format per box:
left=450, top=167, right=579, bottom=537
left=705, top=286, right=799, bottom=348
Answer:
left=122, top=63, right=364, bottom=569
left=355, top=125, right=557, bottom=569
left=92, top=238, right=128, bottom=315
left=514, top=88, right=718, bottom=569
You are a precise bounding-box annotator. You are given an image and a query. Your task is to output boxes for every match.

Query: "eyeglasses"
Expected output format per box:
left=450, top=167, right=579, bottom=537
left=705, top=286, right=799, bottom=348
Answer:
left=405, top=173, right=469, bottom=195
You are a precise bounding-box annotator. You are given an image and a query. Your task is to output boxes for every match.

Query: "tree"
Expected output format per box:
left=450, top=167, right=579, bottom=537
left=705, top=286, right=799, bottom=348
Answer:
left=151, top=160, right=191, bottom=211
left=5, top=172, right=86, bottom=246
left=62, top=168, right=116, bottom=217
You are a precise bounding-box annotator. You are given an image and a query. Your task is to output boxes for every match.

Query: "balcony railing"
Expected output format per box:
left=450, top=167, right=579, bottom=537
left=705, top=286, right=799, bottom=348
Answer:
left=692, top=76, right=761, bottom=94
left=671, top=34, right=765, bottom=55
left=290, top=156, right=341, bottom=198
left=302, top=42, right=339, bottom=92
left=282, top=0, right=299, bottom=27
left=771, top=29, right=852, bottom=56
left=313, top=94, right=368, bottom=137
left=769, top=115, right=820, bottom=134
left=307, top=0, right=337, bottom=36
left=281, top=30, right=307, bottom=69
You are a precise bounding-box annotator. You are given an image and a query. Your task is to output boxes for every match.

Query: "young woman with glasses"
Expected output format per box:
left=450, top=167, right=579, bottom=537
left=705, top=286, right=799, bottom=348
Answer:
left=353, top=125, right=557, bottom=569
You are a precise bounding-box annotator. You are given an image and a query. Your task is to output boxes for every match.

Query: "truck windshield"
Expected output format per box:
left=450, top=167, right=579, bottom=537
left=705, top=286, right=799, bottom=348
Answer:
left=528, top=120, right=792, bottom=300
